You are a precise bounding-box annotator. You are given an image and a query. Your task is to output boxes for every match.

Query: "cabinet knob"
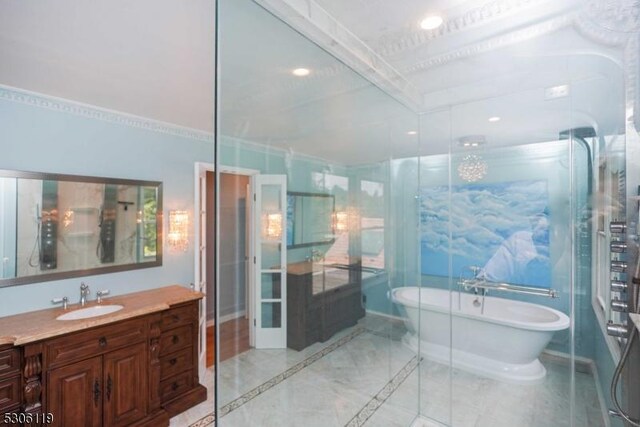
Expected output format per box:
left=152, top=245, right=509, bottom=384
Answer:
left=98, top=337, right=107, bottom=347
left=172, top=315, right=180, bottom=322
left=170, top=358, right=177, bottom=366
left=172, top=335, right=179, bottom=344
left=171, top=382, right=179, bottom=391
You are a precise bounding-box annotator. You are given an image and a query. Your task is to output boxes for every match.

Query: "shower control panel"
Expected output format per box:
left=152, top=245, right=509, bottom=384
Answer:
left=608, top=220, right=629, bottom=337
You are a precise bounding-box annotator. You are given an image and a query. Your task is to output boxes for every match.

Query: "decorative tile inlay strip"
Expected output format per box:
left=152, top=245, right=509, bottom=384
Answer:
left=345, top=356, right=420, bottom=427
left=189, top=327, right=366, bottom=427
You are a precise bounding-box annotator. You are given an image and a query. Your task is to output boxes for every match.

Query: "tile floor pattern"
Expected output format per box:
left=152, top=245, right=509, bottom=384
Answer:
left=173, top=317, right=606, bottom=427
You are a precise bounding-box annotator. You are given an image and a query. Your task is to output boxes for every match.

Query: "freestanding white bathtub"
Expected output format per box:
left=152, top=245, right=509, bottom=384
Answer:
left=391, top=286, right=570, bottom=384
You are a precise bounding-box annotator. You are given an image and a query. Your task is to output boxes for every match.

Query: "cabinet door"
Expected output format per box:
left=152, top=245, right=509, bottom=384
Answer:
left=103, top=342, right=148, bottom=427
left=47, top=356, right=102, bottom=427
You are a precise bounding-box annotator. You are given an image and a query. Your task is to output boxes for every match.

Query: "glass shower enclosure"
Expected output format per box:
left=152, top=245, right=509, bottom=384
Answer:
left=214, top=0, right=634, bottom=426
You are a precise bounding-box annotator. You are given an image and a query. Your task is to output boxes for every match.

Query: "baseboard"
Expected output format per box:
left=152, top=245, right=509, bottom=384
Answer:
left=206, top=310, right=247, bottom=327
left=365, top=309, right=405, bottom=323
left=540, top=349, right=593, bottom=374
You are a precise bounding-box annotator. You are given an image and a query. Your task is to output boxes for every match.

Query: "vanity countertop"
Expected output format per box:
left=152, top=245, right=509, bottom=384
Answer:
left=631, top=314, right=640, bottom=332
left=287, top=261, right=323, bottom=276
left=0, top=285, right=204, bottom=346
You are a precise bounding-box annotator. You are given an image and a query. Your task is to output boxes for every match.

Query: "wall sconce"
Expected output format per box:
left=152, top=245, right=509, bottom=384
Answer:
left=168, top=210, right=189, bottom=251
left=333, top=211, right=348, bottom=232
left=263, top=212, right=283, bottom=240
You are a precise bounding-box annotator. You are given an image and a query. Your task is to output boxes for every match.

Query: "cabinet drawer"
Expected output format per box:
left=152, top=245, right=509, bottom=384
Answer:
left=161, top=304, right=197, bottom=332
left=160, top=370, right=193, bottom=403
left=46, top=318, right=147, bottom=368
left=0, top=377, right=20, bottom=411
left=159, top=325, right=192, bottom=357
left=0, top=349, right=19, bottom=379
left=0, top=405, right=21, bottom=425
left=160, top=347, right=192, bottom=380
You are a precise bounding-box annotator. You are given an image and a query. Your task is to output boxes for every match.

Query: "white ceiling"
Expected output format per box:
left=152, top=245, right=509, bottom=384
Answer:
left=0, top=0, right=633, bottom=164
left=223, top=0, right=628, bottom=161
left=0, top=0, right=215, bottom=131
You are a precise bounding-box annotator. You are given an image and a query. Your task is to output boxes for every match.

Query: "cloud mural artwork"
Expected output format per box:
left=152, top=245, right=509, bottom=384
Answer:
left=420, top=180, right=551, bottom=288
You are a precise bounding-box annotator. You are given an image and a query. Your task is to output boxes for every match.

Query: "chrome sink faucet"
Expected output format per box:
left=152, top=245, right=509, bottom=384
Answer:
left=80, top=282, right=90, bottom=306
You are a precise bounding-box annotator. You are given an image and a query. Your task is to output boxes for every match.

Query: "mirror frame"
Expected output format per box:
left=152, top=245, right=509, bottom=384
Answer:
left=287, top=191, right=335, bottom=249
left=0, top=169, right=163, bottom=288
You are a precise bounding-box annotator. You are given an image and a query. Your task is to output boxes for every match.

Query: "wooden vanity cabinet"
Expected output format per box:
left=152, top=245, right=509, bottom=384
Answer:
left=41, top=318, right=153, bottom=427
left=286, top=263, right=365, bottom=351
left=158, top=302, right=206, bottom=416
left=47, top=356, right=103, bottom=427
left=0, top=346, right=22, bottom=425
left=15, top=299, right=205, bottom=427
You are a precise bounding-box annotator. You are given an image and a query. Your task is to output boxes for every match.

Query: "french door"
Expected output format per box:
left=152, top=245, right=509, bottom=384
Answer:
left=252, top=174, right=287, bottom=349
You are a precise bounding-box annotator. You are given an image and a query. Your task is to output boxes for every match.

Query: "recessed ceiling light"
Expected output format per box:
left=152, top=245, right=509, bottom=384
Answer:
left=407, top=130, right=418, bottom=135
left=420, top=15, right=443, bottom=30
left=292, top=68, right=311, bottom=77
left=488, top=116, right=501, bottom=122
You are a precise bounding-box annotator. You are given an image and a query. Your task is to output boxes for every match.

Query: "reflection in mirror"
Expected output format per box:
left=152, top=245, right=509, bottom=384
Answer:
left=286, top=192, right=335, bottom=248
left=0, top=170, right=162, bottom=287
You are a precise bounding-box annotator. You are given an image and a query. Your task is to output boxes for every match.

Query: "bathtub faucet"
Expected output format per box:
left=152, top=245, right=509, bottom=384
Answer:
left=462, top=266, right=488, bottom=294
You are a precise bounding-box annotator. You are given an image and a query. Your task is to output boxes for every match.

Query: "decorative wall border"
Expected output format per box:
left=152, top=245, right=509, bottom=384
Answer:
left=0, top=84, right=215, bottom=142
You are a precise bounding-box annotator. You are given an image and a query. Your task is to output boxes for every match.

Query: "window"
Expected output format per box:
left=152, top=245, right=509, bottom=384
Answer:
left=139, top=187, right=158, bottom=260
left=360, top=180, right=385, bottom=270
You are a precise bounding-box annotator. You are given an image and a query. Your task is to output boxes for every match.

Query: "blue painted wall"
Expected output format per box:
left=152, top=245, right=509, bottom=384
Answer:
left=0, top=91, right=214, bottom=317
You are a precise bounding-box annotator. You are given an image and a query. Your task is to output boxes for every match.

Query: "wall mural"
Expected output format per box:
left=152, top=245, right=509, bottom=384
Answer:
left=420, top=179, right=551, bottom=288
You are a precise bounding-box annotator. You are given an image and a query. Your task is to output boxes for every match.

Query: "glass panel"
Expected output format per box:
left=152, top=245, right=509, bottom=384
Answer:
left=218, top=0, right=420, bottom=423
left=261, top=184, right=281, bottom=212
left=261, top=273, right=281, bottom=300
left=260, top=242, right=281, bottom=270
left=261, top=302, right=281, bottom=328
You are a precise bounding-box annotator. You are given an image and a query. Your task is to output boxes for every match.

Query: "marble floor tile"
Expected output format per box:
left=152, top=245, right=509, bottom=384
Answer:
left=176, top=316, right=606, bottom=427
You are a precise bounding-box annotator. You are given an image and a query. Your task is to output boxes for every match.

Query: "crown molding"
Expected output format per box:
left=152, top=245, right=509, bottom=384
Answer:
left=405, top=13, right=574, bottom=79
left=373, top=0, right=549, bottom=58
left=253, top=0, right=422, bottom=111
left=574, top=0, right=640, bottom=47
left=0, top=84, right=215, bottom=143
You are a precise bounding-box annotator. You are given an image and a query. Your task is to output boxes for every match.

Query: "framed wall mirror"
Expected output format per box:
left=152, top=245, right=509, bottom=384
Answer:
left=0, top=169, right=162, bottom=287
left=286, top=191, right=335, bottom=249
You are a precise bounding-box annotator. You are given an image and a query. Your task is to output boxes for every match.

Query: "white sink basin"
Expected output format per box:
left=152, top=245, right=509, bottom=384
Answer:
left=56, top=304, right=124, bottom=321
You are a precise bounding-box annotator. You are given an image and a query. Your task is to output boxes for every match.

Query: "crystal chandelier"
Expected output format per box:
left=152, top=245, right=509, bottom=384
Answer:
left=457, top=154, right=488, bottom=182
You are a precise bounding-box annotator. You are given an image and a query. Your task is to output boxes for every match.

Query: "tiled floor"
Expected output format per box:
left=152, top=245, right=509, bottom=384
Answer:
left=172, top=315, right=606, bottom=427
